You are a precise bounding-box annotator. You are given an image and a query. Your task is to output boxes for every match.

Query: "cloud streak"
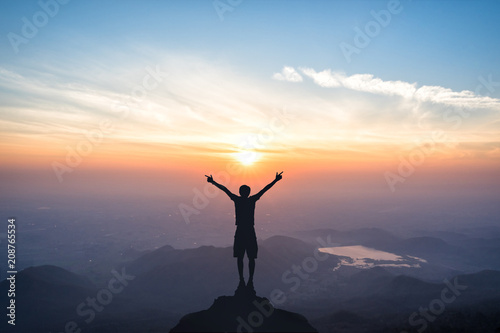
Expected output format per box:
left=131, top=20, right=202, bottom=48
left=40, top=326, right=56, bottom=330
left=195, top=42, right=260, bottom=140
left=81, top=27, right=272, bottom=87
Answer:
left=272, top=66, right=303, bottom=83
left=276, top=67, right=500, bottom=109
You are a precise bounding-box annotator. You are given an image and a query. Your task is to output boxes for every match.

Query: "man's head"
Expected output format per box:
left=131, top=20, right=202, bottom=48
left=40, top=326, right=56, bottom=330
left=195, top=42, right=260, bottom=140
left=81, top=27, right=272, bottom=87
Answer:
left=239, top=185, right=251, bottom=198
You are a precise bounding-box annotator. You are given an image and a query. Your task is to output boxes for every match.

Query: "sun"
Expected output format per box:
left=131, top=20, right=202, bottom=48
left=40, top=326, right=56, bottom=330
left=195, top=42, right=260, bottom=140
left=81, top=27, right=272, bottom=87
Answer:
left=234, top=149, right=261, bottom=166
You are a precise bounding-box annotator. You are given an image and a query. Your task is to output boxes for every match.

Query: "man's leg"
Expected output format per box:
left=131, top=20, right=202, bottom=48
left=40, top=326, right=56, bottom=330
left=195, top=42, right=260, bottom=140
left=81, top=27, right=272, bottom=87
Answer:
left=237, top=256, right=244, bottom=282
left=247, top=228, right=257, bottom=283
left=248, top=257, right=255, bottom=282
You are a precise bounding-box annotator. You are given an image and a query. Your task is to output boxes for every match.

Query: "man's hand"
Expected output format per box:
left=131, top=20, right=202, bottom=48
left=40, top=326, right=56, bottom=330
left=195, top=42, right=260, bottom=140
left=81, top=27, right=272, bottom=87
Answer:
left=205, top=174, right=214, bottom=183
left=205, top=174, right=235, bottom=198
left=275, top=171, right=283, bottom=181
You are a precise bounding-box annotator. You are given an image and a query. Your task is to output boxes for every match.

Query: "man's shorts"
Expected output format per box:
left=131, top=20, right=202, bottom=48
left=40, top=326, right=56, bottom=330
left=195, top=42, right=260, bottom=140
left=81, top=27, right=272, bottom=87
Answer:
left=233, top=226, right=258, bottom=259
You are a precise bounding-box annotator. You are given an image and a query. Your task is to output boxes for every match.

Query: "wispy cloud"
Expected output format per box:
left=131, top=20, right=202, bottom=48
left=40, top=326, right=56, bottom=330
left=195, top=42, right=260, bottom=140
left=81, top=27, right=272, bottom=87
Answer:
left=299, top=67, right=500, bottom=108
left=272, top=66, right=303, bottom=82
left=0, top=54, right=302, bottom=159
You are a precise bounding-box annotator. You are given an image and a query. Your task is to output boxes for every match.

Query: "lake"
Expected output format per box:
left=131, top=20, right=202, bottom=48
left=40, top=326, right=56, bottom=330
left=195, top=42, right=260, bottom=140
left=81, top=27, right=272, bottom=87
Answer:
left=319, top=245, right=427, bottom=270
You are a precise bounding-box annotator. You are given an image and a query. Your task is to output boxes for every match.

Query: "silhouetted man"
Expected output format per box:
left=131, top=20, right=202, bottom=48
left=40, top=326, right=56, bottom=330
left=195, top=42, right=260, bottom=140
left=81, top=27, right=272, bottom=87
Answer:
left=206, top=172, right=283, bottom=287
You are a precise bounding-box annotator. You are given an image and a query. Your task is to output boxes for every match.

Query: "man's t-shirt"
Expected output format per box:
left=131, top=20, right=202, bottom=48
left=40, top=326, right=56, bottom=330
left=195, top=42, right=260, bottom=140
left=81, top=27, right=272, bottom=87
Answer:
left=229, top=194, right=261, bottom=227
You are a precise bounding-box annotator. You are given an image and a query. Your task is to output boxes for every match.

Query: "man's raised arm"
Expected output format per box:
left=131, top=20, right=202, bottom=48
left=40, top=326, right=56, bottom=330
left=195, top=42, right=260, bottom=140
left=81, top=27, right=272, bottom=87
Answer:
left=254, top=172, right=283, bottom=200
left=205, top=174, right=235, bottom=199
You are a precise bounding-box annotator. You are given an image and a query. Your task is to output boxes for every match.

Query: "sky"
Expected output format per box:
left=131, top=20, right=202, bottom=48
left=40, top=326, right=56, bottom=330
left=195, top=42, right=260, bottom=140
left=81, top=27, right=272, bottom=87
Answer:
left=0, top=0, right=499, bottom=239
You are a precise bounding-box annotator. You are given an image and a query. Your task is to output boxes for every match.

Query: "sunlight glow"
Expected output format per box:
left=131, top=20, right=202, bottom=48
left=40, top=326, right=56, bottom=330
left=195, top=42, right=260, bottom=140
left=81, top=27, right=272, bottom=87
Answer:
left=234, top=149, right=261, bottom=166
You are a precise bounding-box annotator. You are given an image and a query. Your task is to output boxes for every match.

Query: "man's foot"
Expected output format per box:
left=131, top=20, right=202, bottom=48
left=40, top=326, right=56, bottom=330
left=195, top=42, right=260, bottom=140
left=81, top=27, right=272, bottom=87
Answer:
left=246, top=279, right=256, bottom=296
left=235, top=279, right=246, bottom=297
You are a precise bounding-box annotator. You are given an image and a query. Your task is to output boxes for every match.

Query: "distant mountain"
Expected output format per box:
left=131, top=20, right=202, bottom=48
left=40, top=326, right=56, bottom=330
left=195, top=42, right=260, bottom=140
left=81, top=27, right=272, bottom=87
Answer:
left=261, top=235, right=317, bottom=256
left=0, top=265, right=95, bottom=333
left=347, top=269, right=500, bottom=310
left=457, top=269, right=500, bottom=288
left=339, top=266, right=395, bottom=297
left=312, top=269, right=500, bottom=333
left=18, top=264, right=94, bottom=288
left=412, top=229, right=470, bottom=243
left=385, top=236, right=456, bottom=256
left=349, top=266, right=393, bottom=282
left=295, top=227, right=400, bottom=248
left=0, top=265, right=178, bottom=333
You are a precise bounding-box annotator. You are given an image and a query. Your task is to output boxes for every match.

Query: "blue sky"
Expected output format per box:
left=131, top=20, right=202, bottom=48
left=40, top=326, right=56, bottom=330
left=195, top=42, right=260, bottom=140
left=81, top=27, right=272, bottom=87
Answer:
left=1, top=0, right=500, bottom=93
